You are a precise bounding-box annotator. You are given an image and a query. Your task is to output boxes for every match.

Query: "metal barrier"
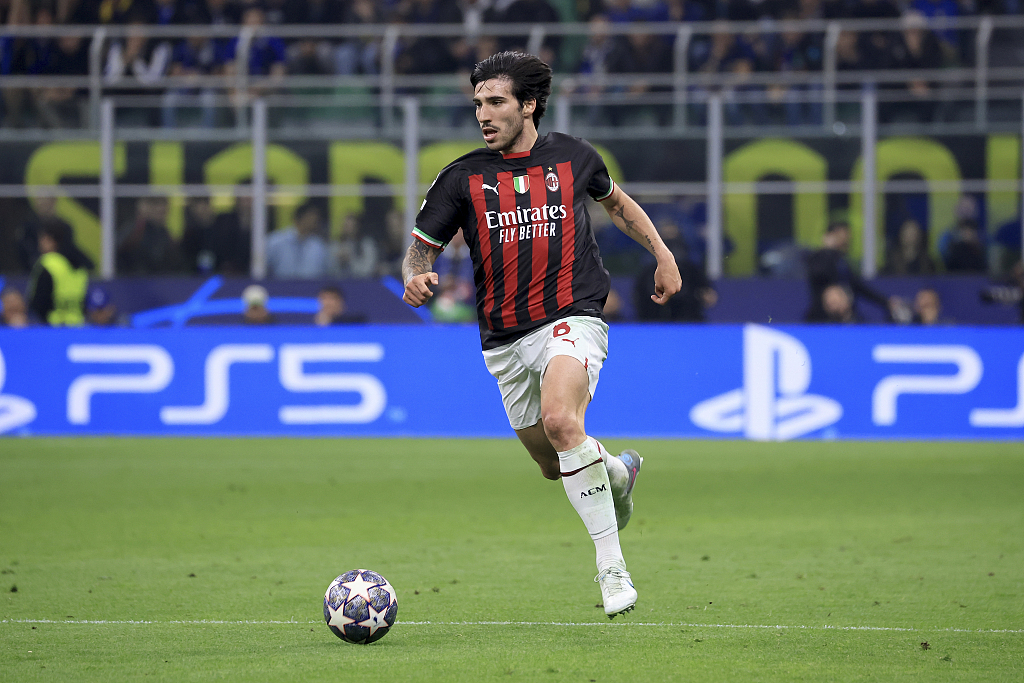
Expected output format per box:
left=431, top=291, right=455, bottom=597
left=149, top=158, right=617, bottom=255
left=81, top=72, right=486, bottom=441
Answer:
left=1, top=19, right=1022, bottom=281
left=84, top=89, right=1024, bottom=281
left=0, top=17, right=1023, bottom=135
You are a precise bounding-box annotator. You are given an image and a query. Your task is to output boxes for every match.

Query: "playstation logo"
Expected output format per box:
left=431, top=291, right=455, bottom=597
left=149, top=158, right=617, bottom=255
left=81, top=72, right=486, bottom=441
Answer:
left=0, top=346, right=37, bottom=434
left=690, top=325, right=842, bottom=441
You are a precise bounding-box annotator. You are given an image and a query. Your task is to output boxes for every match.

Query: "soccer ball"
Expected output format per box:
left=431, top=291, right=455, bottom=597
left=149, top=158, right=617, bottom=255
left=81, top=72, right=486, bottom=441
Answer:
left=323, top=569, right=398, bottom=644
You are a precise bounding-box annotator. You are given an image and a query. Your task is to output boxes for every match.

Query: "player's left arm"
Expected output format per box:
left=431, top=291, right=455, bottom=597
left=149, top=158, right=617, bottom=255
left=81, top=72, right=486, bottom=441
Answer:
left=599, top=184, right=682, bottom=305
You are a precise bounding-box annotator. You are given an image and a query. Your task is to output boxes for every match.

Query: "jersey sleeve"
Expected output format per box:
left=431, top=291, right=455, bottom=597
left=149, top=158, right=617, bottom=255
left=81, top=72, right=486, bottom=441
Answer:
left=581, top=140, right=615, bottom=202
left=411, top=163, right=465, bottom=250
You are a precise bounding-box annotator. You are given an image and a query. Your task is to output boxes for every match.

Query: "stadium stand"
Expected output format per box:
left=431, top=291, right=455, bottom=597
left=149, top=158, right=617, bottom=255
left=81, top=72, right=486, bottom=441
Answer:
left=0, top=0, right=1021, bottom=325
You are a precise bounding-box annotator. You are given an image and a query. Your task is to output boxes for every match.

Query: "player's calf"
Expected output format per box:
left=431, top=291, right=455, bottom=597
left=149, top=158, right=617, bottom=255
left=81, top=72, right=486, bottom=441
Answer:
left=591, top=441, right=642, bottom=531
left=591, top=438, right=629, bottom=493
left=611, top=449, right=643, bottom=530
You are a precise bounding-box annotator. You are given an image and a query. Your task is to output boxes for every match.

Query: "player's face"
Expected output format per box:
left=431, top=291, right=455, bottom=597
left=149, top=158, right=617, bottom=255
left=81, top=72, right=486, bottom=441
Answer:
left=473, top=78, right=535, bottom=153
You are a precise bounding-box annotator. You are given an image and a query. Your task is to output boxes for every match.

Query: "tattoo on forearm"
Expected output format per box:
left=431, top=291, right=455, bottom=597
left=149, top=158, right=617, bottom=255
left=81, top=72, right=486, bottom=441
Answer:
left=402, top=240, right=440, bottom=283
left=614, top=206, right=656, bottom=253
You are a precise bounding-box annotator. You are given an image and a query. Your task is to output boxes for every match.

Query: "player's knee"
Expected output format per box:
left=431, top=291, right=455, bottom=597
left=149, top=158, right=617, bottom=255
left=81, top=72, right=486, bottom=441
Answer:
left=540, top=407, right=582, bottom=450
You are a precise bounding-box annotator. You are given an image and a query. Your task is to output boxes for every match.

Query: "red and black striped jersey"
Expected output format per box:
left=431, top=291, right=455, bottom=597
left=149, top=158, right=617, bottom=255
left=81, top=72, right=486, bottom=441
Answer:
left=412, top=132, right=615, bottom=350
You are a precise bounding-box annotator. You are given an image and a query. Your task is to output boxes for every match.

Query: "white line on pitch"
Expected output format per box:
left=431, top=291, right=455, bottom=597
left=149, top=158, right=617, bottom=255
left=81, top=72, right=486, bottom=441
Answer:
left=2, top=619, right=1022, bottom=634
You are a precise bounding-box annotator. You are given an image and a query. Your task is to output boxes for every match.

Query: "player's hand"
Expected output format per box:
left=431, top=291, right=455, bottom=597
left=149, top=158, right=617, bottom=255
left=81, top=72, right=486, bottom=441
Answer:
left=651, top=260, right=682, bottom=305
left=403, top=272, right=438, bottom=308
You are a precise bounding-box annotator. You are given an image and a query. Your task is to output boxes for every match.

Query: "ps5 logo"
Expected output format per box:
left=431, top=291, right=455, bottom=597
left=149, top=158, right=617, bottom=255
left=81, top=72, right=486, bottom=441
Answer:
left=690, top=325, right=843, bottom=441
left=0, top=346, right=37, bottom=434
left=65, top=343, right=387, bottom=426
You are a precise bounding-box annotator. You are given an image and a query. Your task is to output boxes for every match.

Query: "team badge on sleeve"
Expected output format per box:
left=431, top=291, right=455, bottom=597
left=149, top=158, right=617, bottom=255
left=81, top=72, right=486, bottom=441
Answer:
left=513, top=175, right=530, bottom=194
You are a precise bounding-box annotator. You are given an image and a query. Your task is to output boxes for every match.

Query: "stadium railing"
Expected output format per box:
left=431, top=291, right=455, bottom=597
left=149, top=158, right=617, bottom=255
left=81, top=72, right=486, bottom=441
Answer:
left=0, top=17, right=1022, bottom=135
left=0, top=18, right=1022, bottom=281
left=71, top=89, right=1020, bottom=283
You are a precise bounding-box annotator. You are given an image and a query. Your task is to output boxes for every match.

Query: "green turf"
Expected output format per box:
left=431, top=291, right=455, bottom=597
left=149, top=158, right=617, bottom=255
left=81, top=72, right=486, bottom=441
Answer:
left=1, top=438, right=1022, bottom=682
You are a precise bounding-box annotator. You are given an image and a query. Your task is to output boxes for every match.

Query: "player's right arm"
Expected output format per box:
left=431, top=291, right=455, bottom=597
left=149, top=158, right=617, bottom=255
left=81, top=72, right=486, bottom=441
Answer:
left=402, top=239, right=442, bottom=307
left=403, top=159, right=468, bottom=307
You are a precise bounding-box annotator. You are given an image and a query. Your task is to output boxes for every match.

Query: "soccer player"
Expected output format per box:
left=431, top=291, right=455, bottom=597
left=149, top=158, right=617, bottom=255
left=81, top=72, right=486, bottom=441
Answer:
left=402, top=51, right=682, bottom=618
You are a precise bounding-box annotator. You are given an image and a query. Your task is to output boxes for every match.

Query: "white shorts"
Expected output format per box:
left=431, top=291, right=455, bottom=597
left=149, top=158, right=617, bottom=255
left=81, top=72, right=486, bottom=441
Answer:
left=482, top=316, right=609, bottom=431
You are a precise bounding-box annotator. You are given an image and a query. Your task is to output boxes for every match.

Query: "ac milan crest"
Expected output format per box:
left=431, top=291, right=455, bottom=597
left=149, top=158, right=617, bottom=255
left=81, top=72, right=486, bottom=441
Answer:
left=545, top=172, right=559, bottom=192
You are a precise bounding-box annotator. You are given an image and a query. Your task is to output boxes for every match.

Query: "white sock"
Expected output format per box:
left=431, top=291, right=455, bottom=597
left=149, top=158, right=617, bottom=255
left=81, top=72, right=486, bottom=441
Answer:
left=595, top=533, right=624, bottom=572
left=590, top=437, right=628, bottom=493
left=558, top=438, right=624, bottom=571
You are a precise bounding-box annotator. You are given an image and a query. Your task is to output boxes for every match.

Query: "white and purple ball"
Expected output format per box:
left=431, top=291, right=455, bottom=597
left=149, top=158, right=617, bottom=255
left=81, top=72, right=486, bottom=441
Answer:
left=323, top=569, right=398, bottom=644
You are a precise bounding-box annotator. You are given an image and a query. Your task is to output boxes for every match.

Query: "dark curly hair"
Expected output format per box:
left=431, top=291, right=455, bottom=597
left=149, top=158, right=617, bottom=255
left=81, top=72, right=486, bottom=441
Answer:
left=470, top=51, right=552, bottom=128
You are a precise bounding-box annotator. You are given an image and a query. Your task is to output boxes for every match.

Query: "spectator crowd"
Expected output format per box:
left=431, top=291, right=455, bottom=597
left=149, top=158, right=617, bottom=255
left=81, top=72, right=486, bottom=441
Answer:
left=3, top=188, right=1022, bottom=327
left=1, top=0, right=1022, bottom=327
left=0, top=187, right=405, bottom=327
left=112, top=190, right=405, bottom=280
left=0, top=0, right=1021, bottom=128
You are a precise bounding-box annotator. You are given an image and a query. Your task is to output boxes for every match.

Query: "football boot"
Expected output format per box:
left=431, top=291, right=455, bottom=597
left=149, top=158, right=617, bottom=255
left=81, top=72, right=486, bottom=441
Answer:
left=595, top=565, right=637, bottom=619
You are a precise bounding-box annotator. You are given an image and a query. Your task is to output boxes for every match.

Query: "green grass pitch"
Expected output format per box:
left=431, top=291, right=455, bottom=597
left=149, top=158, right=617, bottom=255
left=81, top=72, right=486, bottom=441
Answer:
left=1, top=437, right=1022, bottom=681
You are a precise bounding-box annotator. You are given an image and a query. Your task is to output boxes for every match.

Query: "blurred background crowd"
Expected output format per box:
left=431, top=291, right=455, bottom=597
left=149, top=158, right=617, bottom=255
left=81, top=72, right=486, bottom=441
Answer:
left=0, top=0, right=1021, bottom=129
left=0, top=0, right=1021, bottom=328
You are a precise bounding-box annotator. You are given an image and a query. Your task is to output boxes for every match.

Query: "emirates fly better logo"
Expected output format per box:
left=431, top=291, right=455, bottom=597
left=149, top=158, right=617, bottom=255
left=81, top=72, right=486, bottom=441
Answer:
left=689, top=325, right=842, bottom=441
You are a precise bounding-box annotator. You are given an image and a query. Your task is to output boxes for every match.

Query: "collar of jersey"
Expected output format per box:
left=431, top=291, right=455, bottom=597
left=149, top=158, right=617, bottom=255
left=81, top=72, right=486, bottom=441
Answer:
left=499, top=134, right=544, bottom=159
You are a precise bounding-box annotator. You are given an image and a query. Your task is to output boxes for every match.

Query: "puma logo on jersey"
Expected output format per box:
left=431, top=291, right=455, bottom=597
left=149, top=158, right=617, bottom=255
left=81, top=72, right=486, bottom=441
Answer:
left=561, top=337, right=579, bottom=347
left=482, top=182, right=500, bottom=195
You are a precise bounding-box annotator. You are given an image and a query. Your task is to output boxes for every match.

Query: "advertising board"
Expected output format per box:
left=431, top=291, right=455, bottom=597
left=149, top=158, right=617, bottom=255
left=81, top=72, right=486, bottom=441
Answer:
left=2, top=325, right=1021, bottom=440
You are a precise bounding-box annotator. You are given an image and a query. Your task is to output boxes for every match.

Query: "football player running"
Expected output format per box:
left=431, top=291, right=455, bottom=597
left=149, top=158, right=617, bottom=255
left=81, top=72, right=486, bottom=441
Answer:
left=402, top=51, right=681, bottom=618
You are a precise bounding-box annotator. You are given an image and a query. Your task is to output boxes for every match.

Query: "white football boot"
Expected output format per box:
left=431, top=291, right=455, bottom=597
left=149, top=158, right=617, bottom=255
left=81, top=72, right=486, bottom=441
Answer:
left=611, top=449, right=643, bottom=531
left=595, top=564, right=637, bottom=619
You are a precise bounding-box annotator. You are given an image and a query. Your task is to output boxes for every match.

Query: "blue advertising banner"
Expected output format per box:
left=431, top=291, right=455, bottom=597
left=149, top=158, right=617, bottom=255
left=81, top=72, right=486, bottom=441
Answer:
left=0, top=325, right=1021, bottom=440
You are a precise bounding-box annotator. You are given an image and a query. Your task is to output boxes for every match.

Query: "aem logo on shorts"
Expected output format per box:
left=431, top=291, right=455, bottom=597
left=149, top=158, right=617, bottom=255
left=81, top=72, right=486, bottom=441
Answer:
left=689, top=325, right=843, bottom=441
